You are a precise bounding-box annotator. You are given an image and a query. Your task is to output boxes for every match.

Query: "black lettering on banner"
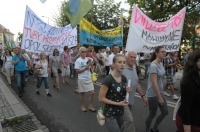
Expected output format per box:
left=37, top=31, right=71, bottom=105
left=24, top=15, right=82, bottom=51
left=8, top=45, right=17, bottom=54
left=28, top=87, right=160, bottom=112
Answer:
left=143, top=43, right=180, bottom=51
left=141, top=30, right=180, bottom=44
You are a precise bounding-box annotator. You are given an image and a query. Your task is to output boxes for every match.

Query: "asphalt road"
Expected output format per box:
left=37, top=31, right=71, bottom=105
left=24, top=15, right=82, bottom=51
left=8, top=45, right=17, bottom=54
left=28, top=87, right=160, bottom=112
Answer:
left=10, top=73, right=181, bottom=132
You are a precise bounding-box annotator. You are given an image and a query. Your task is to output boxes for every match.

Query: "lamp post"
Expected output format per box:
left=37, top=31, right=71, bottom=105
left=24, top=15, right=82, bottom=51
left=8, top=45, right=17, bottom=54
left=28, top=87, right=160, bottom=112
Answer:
left=42, top=16, right=49, bottom=24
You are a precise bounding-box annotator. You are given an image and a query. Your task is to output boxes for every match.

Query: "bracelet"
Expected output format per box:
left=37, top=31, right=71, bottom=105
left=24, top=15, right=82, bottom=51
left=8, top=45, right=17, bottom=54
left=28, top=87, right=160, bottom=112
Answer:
left=141, top=95, right=145, bottom=98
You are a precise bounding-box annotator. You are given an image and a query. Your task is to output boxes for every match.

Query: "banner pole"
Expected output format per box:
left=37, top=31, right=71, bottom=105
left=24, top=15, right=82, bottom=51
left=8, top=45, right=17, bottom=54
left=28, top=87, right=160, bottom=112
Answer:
left=89, top=19, right=93, bottom=45
left=120, top=11, right=124, bottom=48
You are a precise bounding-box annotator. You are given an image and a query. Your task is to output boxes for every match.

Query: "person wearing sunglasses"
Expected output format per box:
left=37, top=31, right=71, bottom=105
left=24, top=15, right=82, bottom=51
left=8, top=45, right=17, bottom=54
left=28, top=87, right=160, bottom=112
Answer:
left=75, top=47, right=96, bottom=112
left=49, top=49, right=62, bottom=91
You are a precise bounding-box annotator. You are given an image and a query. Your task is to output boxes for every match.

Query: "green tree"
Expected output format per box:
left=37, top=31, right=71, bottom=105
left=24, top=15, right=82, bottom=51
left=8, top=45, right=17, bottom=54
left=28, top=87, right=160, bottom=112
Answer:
left=54, top=0, right=129, bottom=46
left=84, top=0, right=121, bottom=30
left=53, top=0, right=70, bottom=27
left=125, top=0, right=200, bottom=48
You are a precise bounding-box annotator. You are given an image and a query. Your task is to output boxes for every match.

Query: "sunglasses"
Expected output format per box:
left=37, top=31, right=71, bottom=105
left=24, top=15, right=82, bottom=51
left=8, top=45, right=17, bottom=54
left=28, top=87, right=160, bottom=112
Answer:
left=55, top=51, right=59, bottom=53
left=81, top=51, right=87, bottom=53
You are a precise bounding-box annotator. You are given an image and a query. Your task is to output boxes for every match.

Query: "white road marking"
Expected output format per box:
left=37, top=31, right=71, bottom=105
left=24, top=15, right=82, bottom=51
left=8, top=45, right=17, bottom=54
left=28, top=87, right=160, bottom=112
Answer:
left=94, top=82, right=176, bottom=108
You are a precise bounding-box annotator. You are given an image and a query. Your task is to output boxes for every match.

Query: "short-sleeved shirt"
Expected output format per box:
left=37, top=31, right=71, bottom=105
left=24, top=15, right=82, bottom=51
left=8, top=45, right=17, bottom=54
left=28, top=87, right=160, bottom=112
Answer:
left=163, top=56, right=176, bottom=76
left=62, top=52, right=70, bottom=66
left=102, top=74, right=127, bottom=119
left=32, top=54, right=39, bottom=64
left=3, top=56, right=14, bottom=69
left=70, top=50, right=79, bottom=64
left=108, top=53, right=115, bottom=66
left=74, top=57, right=92, bottom=80
left=36, top=60, right=48, bottom=77
left=50, top=56, right=61, bottom=68
left=146, top=62, right=165, bottom=97
left=122, top=65, right=139, bottom=105
left=12, top=55, right=27, bottom=71
left=143, top=53, right=151, bottom=66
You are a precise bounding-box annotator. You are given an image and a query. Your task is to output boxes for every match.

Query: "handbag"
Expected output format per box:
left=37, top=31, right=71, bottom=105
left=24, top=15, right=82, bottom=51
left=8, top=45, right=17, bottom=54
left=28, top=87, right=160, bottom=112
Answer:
left=90, top=68, right=98, bottom=83
left=96, top=107, right=105, bottom=126
left=57, top=68, right=62, bottom=74
left=54, top=57, right=62, bottom=74
left=35, top=61, right=44, bottom=76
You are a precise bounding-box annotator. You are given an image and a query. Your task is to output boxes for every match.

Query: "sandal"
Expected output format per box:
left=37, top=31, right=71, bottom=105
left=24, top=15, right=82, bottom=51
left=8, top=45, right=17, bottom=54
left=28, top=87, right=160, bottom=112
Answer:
left=88, top=107, right=96, bottom=112
left=81, top=107, right=87, bottom=112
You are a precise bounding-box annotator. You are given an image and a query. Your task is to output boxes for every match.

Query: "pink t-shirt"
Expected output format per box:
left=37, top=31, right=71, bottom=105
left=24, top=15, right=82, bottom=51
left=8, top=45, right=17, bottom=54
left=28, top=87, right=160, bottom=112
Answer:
left=62, top=51, right=70, bottom=66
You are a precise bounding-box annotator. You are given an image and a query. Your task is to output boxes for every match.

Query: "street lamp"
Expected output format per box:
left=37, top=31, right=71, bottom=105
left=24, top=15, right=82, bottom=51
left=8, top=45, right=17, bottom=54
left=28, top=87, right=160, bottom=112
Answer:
left=42, top=16, right=49, bottom=24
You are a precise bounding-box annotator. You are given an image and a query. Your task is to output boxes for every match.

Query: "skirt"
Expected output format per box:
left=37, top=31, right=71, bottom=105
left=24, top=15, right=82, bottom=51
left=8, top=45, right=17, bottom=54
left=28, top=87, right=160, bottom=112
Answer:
left=78, top=79, right=94, bottom=93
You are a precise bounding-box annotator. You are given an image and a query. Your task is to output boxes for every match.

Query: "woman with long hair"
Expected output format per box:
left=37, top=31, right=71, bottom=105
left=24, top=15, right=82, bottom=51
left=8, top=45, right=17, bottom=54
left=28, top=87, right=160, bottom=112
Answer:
left=99, top=54, right=130, bottom=132
left=145, top=46, right=168, bottom=132
left=176, top=49, right=200, bottom=132
left=49, top=49, right=61, bottom=91
left=61, top=46, right=70, bottom=84
left=34, top=53, right=52, bottom=96
left=2, top=50, right=14, bottom=86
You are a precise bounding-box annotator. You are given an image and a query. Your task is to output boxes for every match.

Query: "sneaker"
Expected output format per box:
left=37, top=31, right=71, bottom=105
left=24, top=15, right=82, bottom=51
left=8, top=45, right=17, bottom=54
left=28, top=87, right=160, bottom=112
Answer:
left=164, top=91, right=171, bottom=97
left=36, top=91, right=40, bottom=95
left=172, top=94, right=179, bottom=100
left=47, top=93, right=52, bottom=97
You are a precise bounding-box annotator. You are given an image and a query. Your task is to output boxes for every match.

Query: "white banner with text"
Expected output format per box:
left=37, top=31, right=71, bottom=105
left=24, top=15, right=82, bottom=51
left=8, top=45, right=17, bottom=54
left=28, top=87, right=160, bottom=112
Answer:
left=21, top=6, right=77, bottom=54
left=126, top=5, right=186, bottom=53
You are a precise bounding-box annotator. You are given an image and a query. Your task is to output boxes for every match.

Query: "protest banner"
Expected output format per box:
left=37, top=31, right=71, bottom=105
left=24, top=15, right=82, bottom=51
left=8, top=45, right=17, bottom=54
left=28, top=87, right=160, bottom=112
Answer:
left=80, top=18, right=122, bottom=47
left=126, top=5, right=186, bottom=53
left=21, top=6, right=77, bottom=54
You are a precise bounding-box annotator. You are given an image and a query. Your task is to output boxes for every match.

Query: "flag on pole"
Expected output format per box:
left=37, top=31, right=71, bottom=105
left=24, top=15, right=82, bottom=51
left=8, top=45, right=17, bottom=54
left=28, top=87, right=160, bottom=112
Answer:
left=69, top=0, right=81, bottom=15
left=40, top=0, right=47, bottom=3
left=66, top=0, right=93, bottom=28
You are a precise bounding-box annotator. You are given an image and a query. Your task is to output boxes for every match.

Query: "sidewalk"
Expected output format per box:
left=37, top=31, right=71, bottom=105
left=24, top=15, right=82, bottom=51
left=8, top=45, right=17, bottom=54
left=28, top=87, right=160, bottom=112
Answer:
left=0, top=73, right=49, bottom=132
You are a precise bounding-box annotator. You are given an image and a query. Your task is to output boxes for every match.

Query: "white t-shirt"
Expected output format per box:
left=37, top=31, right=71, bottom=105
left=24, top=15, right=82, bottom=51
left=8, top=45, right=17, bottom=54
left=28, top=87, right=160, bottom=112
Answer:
left=3, top=56, right=14, bottom=69
left=36, top=60, right=48, bottom=77
left=32, top=54, right=39, bottom=64
left=75, top=57, right=92, bottom=80
left=108, top=53, right=115, bottom=66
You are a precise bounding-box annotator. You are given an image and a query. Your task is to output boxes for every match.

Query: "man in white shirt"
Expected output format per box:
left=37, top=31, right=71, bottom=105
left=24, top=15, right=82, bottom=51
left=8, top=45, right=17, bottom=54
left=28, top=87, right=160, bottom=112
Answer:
left=108, top=44, right=120, bottom=72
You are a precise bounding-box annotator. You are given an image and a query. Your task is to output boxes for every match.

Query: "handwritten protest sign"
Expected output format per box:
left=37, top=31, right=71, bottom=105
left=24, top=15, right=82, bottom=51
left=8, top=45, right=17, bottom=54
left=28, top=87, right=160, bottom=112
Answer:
left=21, top=6, right=77, bottom=54
left=80, top=18, right=122, bottom=47
left=126, top=5, right=186, bottom=53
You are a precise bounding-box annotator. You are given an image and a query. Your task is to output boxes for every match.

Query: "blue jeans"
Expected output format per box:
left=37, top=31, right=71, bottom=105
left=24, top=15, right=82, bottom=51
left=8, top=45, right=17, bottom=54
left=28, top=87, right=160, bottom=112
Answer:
left=105, top=116, right=123, bottom=132
left=15, top=70, right=26, bottom=96
left=36, top=77, right=49, bottom=89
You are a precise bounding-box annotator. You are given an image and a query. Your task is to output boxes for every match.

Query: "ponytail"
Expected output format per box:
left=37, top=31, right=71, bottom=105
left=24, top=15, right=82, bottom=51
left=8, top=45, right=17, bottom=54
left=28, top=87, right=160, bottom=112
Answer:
left=150, top=46, right=164, bottom=62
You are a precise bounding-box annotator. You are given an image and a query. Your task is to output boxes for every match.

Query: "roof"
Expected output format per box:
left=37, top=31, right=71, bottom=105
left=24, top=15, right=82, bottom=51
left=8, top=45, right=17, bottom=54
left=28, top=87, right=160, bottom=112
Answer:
left=0, top=24, right=14, bottom=35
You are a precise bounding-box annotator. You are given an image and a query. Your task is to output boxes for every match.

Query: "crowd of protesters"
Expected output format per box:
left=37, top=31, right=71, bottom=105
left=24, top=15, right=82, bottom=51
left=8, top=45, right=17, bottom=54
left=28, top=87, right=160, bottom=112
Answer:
left=0, top=43, right=199, bottom=132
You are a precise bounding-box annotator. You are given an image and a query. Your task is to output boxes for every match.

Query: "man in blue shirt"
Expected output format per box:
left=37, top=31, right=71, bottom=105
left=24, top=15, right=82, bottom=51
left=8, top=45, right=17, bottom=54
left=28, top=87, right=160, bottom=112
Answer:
left=12, top=47, right=29, bottom=97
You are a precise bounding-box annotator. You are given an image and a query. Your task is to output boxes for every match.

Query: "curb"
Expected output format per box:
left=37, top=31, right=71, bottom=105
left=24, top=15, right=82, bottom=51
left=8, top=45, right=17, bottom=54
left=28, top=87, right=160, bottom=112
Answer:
left=0, top=78, right=29, bottom=122
left=0, top=72, right=48, bottom=132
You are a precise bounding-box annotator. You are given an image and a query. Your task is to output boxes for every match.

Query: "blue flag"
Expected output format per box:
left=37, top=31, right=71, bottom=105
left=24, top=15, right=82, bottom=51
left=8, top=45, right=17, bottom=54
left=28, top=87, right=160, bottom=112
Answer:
left=69, top=0, right=81, bottom=15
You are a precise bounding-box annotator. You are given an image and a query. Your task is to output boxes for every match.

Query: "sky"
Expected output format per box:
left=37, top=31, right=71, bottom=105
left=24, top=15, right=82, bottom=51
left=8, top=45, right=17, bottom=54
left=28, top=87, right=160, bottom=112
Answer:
left=0, top=0, right=130, bottom=39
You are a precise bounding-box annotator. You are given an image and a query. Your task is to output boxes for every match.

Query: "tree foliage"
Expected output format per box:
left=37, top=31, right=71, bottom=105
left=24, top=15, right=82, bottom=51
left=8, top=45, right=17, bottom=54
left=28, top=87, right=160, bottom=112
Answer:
left=84, top=0, right=121, bottom=30
left=54, top=0, right=129, bottom=46
left=125, top=0, right=200, bottom=48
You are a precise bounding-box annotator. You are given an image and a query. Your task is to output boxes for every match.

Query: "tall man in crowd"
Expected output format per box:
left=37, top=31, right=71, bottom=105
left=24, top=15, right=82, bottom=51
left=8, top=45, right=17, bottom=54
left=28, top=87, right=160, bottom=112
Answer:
left=108, top=44, right=119, bottom=72
left=122, top=51, right=148, bottom=132
left=12, top=47, right=29, bottom=97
